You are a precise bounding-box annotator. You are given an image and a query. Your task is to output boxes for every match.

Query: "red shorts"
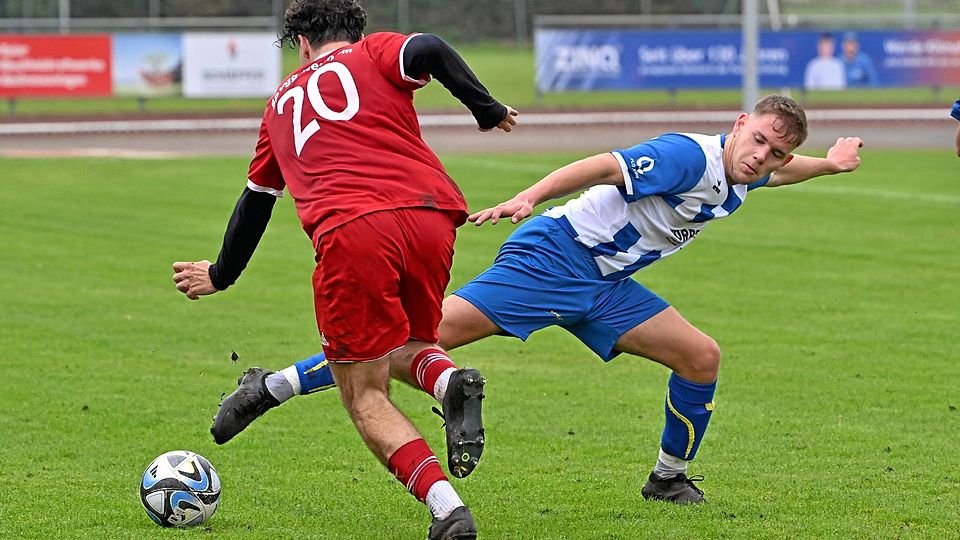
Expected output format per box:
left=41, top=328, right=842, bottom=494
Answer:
left=312, top=207, right=460, bottom=362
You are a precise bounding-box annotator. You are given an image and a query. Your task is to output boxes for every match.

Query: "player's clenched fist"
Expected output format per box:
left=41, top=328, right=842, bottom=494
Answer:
left=172, top=260, right=218, bottom=300
left=825, top=136, right=863, bottom=173
left=479, top=105, right=519, bottom=133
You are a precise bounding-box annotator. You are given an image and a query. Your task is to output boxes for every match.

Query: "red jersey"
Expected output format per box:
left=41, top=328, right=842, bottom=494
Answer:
left=247, top=32, right=467, bottom=246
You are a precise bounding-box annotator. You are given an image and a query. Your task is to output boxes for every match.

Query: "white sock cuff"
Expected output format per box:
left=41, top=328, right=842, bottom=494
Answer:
left=658, top=448, right=689, bottom=469
left=433, top=368, right=457, bottom=402
left=279, top=365, right=302, bottom=395
left=425, top=481, right=464, bottom=521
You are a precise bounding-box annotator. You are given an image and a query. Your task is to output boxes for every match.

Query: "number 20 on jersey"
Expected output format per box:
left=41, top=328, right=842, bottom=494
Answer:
left=275, top=61, right=360, bottom=156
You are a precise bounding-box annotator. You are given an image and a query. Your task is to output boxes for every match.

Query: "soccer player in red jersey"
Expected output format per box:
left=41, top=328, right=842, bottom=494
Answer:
left=172, top=1, right=517, bottom=538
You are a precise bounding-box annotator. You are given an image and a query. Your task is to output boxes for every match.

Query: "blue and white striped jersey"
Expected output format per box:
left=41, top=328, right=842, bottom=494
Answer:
left=543, top=132, right=767, bottom=281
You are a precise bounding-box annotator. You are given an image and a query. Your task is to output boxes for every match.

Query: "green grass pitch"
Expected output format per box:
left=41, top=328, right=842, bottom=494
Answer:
left=1, top=149, right=958, bottom=538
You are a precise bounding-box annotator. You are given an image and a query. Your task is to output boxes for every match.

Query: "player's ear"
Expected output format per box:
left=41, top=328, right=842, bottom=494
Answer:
left=297, top=35, right=311, bottom=62
left=732, top=113, right=749, bottom=134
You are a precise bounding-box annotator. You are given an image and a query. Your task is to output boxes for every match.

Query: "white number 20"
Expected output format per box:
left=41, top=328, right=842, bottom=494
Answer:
left=276, top=61, right=360, bottom=156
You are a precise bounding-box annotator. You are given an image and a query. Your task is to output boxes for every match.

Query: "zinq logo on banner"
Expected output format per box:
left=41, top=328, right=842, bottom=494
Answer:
left=536, top=28, right=960, bottom=92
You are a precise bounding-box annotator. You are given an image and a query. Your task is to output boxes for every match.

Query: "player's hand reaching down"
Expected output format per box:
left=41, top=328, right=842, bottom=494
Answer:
left=468, top=194, right=535, bottom=226
left=172, top=260, right=218, bottom=300
left=480, top=105, right=519, bottom=133
left=826, top=136, right=864, bottom=173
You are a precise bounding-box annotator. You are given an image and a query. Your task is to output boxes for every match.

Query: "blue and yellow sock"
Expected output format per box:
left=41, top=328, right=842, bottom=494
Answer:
left=266, top=352, right=336, bottom=403
left=292, top=352, right=336, bottom=395
left=657, top=373, right=716, bottom=476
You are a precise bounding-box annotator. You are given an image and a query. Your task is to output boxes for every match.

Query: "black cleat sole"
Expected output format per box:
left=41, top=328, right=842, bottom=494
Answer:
left=447, top=369, right=486, bottom=479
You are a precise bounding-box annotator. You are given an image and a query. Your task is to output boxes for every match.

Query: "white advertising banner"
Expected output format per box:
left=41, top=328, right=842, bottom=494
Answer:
left=182, top=33, right=280, bottom=98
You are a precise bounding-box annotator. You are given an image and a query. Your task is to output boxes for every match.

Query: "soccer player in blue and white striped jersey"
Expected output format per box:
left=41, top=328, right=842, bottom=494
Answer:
left=207, top=95, right=863, bottom=504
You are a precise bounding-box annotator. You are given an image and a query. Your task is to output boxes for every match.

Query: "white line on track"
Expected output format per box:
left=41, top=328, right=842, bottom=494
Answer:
left=3, top=135, right=954, bottom=205
left=0, top=108, right=953, bottom=136
left=0, top=118, right=260, bottom=135
left=0, top=147, right=184, bottom=159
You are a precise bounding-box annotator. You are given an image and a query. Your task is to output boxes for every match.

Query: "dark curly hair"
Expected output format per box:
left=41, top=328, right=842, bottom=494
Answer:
left=278, top=0, right=367, bottom=49
left=753, top=94, right=808, bottom=147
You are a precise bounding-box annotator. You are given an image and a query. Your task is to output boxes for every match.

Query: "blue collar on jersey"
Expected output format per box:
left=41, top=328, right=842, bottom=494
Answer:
left=720, top=133, right=726, bottom=147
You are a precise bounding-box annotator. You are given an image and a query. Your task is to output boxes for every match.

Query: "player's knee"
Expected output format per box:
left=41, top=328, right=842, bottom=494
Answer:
left=340, top=387, right=389, bottom=423
left=685, top=337, right=721, bottom=383
left=335, top=375, right=387, bottom=409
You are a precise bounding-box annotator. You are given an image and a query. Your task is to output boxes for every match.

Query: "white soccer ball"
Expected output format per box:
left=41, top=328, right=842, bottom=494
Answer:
left=139, top=450, right=221, bottom=527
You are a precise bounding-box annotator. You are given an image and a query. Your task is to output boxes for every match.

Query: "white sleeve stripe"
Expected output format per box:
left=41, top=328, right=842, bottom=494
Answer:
left=611, top=151, right=634, bottom=196
left=246, top=179, right=284, bottom=198
left=399, top=33, right=430, bottom=86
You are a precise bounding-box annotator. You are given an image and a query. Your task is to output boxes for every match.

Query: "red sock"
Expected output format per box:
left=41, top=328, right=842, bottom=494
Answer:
left=388, top=438, right=447, bottom=502
left=410, top=348, right=456, bottom=397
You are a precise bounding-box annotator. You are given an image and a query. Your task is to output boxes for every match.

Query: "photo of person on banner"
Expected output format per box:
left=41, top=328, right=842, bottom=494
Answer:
left=803, top=33, right=845, bottom=91
left=841, top=32, right=879, bottom=88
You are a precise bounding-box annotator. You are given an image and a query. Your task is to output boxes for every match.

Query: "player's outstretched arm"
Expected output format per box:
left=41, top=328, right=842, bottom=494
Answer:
left=172, top=187, right=276, bottom=300
left=469, top=153, right=622, bottom=225
left=766, top=136, right=863, bottom=187
left=403, top=33, right=518, bottom=132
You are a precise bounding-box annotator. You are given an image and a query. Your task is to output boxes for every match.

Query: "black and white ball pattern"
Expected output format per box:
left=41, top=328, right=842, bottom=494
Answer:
left=140, top=450, right=221, bottom=527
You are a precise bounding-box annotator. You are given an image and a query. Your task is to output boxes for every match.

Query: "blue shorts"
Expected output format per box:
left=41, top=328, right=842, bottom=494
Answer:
left=454, top=215, right=670, bottom=361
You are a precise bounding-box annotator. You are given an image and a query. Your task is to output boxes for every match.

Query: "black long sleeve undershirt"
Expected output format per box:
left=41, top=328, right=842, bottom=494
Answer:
left=402, top=33, right=507, bottom=130
left=208, top=187, right=277, bottom=291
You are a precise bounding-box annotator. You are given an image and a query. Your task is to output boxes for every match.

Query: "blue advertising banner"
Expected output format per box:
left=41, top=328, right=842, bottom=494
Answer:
left=535, top=28, right=960, bottom=92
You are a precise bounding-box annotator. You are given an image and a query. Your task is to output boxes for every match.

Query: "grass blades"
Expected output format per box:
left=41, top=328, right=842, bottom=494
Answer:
left=0, top=149, right=958, bottom=538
